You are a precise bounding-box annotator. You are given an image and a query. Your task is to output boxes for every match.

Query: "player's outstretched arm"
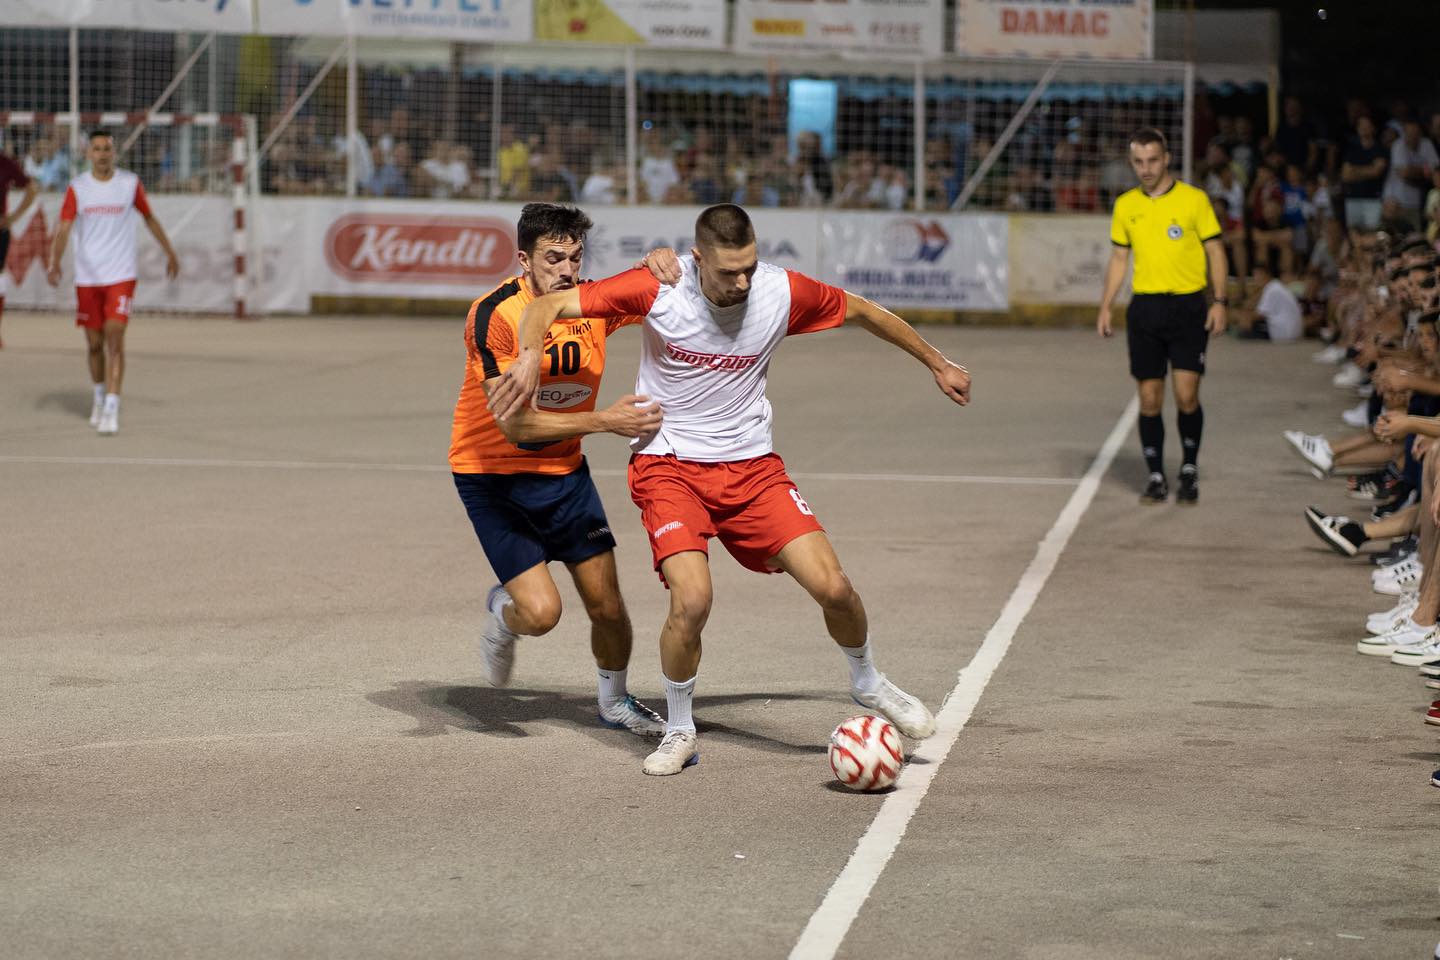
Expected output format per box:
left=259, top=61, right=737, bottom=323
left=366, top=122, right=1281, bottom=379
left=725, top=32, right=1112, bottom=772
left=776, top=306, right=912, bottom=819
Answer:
left=143, top=214, right=181, bottom=279
left=483, top=388, right=662, bottom=444
left=843, top=292, right=970, bottom=406
left=46, top=221, right=74, bottom=286
left=488, top=287, right=585, bottom=422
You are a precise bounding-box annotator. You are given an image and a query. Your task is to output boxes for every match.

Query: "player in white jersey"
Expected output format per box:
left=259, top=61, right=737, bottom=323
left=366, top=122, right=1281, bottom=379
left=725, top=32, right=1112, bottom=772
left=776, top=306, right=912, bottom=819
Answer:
left=493, top=203, right=971, bottom=776
left=47, top=130, right=180, bottom=435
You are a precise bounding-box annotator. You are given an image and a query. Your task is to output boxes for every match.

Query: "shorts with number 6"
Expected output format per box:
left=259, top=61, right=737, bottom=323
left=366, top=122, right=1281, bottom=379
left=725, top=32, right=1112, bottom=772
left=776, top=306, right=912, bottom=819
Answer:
left=628, top=452, right=824, bottom=579
left=75, top=280, right=137, bottom=329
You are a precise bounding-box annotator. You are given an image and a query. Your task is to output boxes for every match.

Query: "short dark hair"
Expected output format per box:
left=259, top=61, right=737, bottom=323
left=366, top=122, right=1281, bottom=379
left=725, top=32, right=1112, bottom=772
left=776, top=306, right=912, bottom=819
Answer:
left=1128, top=128, right=1168, bottom=152
left=88, top=128, right=113, bottom=143
left=516, top=203, right=592, bottom=257
left=695, top=204, right=755, bottom=252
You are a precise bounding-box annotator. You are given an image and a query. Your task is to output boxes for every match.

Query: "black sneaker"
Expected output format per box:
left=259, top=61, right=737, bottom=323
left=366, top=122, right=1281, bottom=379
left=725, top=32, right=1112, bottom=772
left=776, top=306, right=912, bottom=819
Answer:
left=1371, top=535, right=1419, bottom=566
left=1303, top=506, right=1365, bottom=556
left=1176, top=468, right=1199, bottom=505
left=1370, top=487, right=1417, bottom=522
left=1139, top=474, right=1168, bottom=505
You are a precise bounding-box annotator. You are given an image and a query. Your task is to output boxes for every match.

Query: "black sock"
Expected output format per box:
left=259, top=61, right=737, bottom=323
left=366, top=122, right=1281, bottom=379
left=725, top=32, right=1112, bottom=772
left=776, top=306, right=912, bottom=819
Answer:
left=1139, top=414, right=1165, bottom=476
left=1339, top=521, right=1368, bottom=548
left=1177, top=406, right=1203, bottom=470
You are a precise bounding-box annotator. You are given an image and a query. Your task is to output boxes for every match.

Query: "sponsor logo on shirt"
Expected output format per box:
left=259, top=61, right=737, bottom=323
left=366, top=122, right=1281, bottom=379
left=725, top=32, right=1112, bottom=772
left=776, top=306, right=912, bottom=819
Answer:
left=653, top=521, right=684, bottom=539
left=535, top=382, right=594, bottom=409
left=81, top=205, right=129, bottom=216
left=665, top=342, right=759, bottom=371
left=323, top=214, right=517, bottom=284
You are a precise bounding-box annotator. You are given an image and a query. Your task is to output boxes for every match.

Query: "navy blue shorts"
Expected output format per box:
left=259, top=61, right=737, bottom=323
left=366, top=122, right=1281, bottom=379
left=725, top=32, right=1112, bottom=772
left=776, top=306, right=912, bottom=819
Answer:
left=453, top=458, right=617, bottom=585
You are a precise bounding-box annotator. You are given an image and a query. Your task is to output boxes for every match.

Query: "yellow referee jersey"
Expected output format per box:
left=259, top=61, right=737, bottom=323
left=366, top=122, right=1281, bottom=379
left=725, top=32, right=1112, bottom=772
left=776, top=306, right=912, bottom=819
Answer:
left=1109, top=180, right=1221, bottom=295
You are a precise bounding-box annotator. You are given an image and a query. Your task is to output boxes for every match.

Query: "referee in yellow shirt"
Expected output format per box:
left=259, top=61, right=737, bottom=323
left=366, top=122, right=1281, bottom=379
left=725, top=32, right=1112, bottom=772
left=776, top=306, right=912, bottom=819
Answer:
left=1098, top=128, right=1229, bottom=505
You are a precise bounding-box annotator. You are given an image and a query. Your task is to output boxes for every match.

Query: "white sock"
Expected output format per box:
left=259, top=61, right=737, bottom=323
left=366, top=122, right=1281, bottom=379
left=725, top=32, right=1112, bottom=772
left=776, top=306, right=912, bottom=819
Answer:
left=488, top=589, right=517, bottom=639
left=844, top=639, right=882, bottom=694
left=597, top=667, right=627, bottom=711
left=103, top=393, right=120, bottom=413
left=92, top=383, right=105, bottom=404
left=662, top=673, right=696, bottom=734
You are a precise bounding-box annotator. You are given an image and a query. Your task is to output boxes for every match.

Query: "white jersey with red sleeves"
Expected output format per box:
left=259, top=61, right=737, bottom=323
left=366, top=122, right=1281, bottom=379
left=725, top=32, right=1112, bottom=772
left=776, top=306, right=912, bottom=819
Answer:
left=578, top=255, right=847, bottom=462
left=60, top=169, right=152, bottom=286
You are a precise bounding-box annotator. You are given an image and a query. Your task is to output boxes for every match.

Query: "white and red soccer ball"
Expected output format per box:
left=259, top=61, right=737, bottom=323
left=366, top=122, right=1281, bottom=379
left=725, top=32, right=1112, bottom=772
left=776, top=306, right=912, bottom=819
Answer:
left=828, top=714, right=904, bottom=791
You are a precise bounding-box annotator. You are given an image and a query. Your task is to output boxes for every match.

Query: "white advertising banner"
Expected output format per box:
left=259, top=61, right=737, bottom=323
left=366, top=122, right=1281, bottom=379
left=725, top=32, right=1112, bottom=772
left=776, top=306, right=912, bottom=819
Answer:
left=955, top=0, right=1153, bottom=60
left=10, top=0, right=254, bottom=32
left=254, top=0, right=533, bottom=41
left=534, top=0, right=725, bottom=48
left=1009, top=214, right=1130, bottom=306
left=820, top=212, right=1008, bottom=310
left=4, top=194, right=251, bottom=314
left=735, top=0, right=944, bottom=59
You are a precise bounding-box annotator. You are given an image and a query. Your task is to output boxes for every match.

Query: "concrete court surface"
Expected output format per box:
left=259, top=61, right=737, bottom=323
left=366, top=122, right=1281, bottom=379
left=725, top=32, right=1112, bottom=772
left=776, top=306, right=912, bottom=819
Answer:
left=0, top=309, right=1436, bottom=960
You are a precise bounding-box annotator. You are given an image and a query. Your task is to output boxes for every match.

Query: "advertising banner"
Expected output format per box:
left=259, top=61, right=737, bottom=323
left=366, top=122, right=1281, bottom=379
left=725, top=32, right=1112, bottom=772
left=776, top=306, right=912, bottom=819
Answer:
left=4, top=195, right=257, bottom=314
left=734, top=0, right=944, bottom=59
left=820, top=213, right=1008, bottom=310
left=1008, top=214, right=1130, bottom=306
left=254, top=0, right=533, bottom=41
left=10, top=0, right=254, bottom=33
left=955, top=0, right=1153, bottom=60
left=534, top=0, right=725, bottom=48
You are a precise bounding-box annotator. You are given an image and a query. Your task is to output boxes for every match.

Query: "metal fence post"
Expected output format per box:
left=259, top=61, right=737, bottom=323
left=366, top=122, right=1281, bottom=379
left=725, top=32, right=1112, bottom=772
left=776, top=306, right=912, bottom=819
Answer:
left=625, top=46, right=637, bottom=206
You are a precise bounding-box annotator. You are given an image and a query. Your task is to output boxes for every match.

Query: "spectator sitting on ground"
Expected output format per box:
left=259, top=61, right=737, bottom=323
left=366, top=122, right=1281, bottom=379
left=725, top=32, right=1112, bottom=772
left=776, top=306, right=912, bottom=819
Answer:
left=1282, top=163, right=1314, bottom=258
left=1211, top=196, right=1249, bottom=297
left=1236, top=263, right=1304, bottom=341
left=1251, top=165, right=1296, bottom=278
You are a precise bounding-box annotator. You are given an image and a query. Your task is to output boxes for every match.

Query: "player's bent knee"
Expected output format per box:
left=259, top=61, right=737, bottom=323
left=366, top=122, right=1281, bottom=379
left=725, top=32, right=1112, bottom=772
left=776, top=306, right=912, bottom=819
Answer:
left=667, top=589, right=712, bottom=633
left=585, top=597, right=627, bottom=630
left=514, top=594, right=563, bottom=636
left=813, top=572, right=856, bottom=611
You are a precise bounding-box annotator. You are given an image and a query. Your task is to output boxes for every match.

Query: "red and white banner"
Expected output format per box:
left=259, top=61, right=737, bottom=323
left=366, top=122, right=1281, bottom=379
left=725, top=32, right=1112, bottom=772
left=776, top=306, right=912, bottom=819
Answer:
left=955, top=0, right=1153, bottom=60
left=735, top=0, right=944, bottom=59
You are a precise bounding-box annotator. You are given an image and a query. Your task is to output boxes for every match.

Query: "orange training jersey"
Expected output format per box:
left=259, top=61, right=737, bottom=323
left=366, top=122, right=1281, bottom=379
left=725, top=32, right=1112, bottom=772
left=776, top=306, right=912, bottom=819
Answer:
left=449, top=274, right=641, bottom=475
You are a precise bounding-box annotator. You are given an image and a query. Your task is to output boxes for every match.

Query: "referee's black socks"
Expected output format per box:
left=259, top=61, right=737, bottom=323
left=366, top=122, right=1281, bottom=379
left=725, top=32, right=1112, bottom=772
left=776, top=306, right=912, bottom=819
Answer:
left=1178, top=406, right=1203, bottom=470
left=1139, top=414, right=1165, bottom=476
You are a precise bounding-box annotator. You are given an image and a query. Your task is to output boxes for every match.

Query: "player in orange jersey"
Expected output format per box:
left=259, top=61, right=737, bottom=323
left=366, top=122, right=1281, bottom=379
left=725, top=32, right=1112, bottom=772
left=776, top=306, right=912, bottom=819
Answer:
left=450, top=202, right=679, bottom=735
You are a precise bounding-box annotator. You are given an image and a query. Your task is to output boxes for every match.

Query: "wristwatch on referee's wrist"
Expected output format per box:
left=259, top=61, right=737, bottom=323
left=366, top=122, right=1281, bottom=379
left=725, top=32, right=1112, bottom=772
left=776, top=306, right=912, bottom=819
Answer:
left=1212, top=295, right=1228, bottom=306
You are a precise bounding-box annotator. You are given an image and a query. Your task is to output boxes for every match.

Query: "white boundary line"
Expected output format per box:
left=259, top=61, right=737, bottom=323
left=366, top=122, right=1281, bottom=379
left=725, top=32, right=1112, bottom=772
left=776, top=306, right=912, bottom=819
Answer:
left=0, top=455, right=1078, bottom=487
left=788, top=396, right=1140, bottom=960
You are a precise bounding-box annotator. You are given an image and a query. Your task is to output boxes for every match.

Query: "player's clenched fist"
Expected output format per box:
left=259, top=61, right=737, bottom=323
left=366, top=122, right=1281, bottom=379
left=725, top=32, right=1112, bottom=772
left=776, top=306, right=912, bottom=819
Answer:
left=602, top=394, right=663, bottom=438
left=934, top=360, right=970, bottom=405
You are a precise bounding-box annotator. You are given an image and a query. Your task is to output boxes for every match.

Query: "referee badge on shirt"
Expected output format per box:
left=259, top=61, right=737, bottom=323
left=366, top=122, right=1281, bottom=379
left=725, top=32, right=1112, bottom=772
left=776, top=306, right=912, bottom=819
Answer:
left=1167, top=222, right=1184, bottom=240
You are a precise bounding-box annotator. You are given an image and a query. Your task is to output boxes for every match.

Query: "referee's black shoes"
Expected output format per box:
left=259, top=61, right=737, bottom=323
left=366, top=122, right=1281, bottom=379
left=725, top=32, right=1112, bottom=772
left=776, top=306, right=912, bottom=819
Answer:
left=1176, top=467, right=1199, bottom=506
left=1140, top=473, right=1169, bottom=505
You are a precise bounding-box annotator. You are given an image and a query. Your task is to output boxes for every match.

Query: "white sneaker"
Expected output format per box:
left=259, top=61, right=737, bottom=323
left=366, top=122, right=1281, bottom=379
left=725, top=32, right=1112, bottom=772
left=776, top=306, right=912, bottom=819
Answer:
left=1341, top=401, right=1370, bottom=429
left=1372, top=556, right=1423, bottom=595
left=1357, top=619, right=1431, bottom=656
left=481, top=584, right=518, bottom=687
left=88, top=398, right=103, bottom=427
left=642, top=729, right=699, bottom=775
left=852, top=676, right=936, bottom=739
left=1367, top=593, right=1419, bottom=635
left=1333, top=364, right=1367, bottom=388
left=1284, top=432, right=1333, bottom=475
left=97, top=407, right=119, bottom=435
left=1390, top=628, right=1440, bottom=665
left=598, top=695, right=665, bottom=737
left=1312, top=343, right=1347, bottom=364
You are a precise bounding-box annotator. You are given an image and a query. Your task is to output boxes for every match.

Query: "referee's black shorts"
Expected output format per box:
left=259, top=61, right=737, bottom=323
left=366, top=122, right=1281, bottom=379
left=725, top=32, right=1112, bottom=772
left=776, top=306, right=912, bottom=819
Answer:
left=1125, top=291, right=1208, bottom=380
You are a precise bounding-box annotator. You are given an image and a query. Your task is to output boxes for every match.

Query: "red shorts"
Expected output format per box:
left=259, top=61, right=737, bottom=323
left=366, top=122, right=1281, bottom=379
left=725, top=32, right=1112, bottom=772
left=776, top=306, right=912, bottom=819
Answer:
left=628, top=452, right=824, bottom=578
left=75, top=280, right=137, bottom=329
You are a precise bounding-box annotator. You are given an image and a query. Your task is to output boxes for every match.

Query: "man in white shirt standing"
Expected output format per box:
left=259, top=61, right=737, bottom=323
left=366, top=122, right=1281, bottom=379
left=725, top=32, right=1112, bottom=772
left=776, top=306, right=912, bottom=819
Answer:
left=493, top=204, right=972, bottom=776
left=47, top=130, right=179, bottom=435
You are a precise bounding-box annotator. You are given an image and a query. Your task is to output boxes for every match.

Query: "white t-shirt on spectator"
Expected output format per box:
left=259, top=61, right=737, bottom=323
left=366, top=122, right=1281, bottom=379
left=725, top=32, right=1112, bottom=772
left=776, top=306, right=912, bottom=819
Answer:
left=1384, top=138, right=1439, bottom=210
left=420, top=158, right=468, bottom=198
left=640, top=154, right=679, bottom=204
left=1257, top=278, right=1302, bottom=342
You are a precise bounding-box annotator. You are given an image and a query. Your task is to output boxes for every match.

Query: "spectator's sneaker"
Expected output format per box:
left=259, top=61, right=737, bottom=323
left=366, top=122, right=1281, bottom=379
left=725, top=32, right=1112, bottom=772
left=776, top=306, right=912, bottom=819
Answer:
left=1176, top=467, right=1199, bottom=506
left=1354, top=383, right=1374, bottom=399
left=1139, top=473, right=1168, bottom=505
left=1366, top=592, right=1419, bottom=635
left=1371, top=488, right=1417, bottom=523
left=1304, top=506, right=1365, bottom=557
left=642, top=729, right=699, bottom=776
left=598, top=695, right=665, bottom=737
left=1332, top=364, right=1367, bottom=388
left=1373, top=556, right=1423, bottom=596
left=1340, top=401, right=1371, bottom=429
left=1417, top=660, right=1440, bottom=678
left=1357, top=619, right=1431, bottom=656
left=1284, top=432, right=1333, bottom=474
left=1347, top=476, right=1390, bottom=502
left=1389, top=628, right=1440, bottom=665
left=1431, top=769, right=1440, bottom=788
left=481, top=584, right=518, bottom=687
left=1424, top=675, right=1440, bottom=691
left=1312, top=343, right=1347, bottom=364
left=1427, top=706, right=1440, bottom=727
left=852, top=676, right=936, bottom=739
left=1372, top=538, right=1418, bottom=567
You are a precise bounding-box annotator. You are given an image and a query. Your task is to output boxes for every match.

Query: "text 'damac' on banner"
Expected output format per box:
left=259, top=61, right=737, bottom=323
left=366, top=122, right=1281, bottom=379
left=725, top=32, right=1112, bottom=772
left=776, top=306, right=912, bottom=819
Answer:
left=955, top=0, right=1153, bottom=60
left=10, top=0, right=254, bottom=33
left=734, top=0, right=944, bottom=59
left=534, top=0, right=725, bottom=48
left=253, top=0, right=533, bottom=41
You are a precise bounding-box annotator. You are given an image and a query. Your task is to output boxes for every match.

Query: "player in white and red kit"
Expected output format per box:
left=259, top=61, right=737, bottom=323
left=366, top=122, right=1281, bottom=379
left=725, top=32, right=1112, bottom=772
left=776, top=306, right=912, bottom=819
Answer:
left=494, top=204, right=972, bottom=776
left=47, top=130, right=180, bottom=435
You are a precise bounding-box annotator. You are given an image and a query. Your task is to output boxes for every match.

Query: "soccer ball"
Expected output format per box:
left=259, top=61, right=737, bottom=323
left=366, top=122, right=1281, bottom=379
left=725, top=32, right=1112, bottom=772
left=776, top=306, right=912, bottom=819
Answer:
left=828, top=714, right=904, bottom=791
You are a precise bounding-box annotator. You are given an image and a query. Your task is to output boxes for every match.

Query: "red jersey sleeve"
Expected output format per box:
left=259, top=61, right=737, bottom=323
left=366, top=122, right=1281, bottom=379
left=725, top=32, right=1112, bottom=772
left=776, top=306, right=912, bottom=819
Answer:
left=133, top=181, right=152, bottom=217
left=786, top=270, right=848, bottom=336
left=579, top=268, right=661, bottom=320
left=604, top=314, right=645, bottom=336
left=60, top=186, right=78, bottom=222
